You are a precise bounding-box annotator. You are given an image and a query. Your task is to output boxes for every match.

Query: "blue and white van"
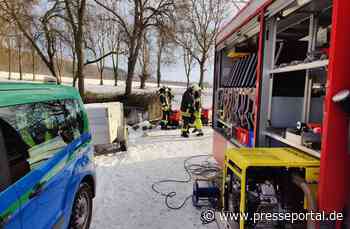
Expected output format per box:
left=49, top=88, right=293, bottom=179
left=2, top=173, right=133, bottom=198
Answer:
left=0, top=83, right=96, bottom=229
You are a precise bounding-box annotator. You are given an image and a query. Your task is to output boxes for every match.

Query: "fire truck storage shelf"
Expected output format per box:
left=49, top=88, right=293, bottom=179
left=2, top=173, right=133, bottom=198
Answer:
left=213, top=0, right=350, bottom=228
left=213, top=0, right=332, bottom=159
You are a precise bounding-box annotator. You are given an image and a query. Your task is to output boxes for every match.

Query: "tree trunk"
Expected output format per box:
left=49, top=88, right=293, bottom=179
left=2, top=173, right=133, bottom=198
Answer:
left=55, top=68, right=62, bottom=84
left=99, top=67, right=104, bottom=85
left=140, top=76, right=146, bottom=89
left=112, top=53, right=119, bottom=86
left=115, top=54, right=119, bottom=86
left=8, top=45, right=11, bottom=80
left=57, top=41, right=64, bottom=84
left=124, top=20, right=144, bottom=95
left=32, top=48, right=36, bottom=81
left=18, top=41, right=23, bottom=81
left=157, top=70, right=161, bottom=88
left=125, top=38, right=142, bottom=96
left=19, top=53, right=22, bottom=80
left=156, top=45, right=162, bottom=88
left=157, top=69, right=161, bottom=88
left=183, top=48, right=193, bottom=89
left=56, top=64, right=62, bottom=84
left=77, top=51, right=85, bottom=98
left=76, top=0, right=87, bottom=99
left=199, top=61, right=205, bottom=89
left=125, top=58, right=137, bottom=96
left=73, top=76, right=77, bottom=87
left=72, top=53, right=77, bottom=87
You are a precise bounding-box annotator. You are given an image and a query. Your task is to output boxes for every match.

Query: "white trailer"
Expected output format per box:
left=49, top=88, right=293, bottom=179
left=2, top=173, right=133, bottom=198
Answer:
left=85, top=102, right=127, bottom=152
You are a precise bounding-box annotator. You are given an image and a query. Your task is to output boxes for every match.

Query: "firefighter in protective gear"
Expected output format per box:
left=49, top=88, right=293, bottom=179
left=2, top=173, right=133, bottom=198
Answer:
left=165, top=87, right=174, bottom=110
left=158, top=86, right=171, bottom=130
left=192, top=84, right=204, bottom=137
left=180, top=87, right=195, bottom=138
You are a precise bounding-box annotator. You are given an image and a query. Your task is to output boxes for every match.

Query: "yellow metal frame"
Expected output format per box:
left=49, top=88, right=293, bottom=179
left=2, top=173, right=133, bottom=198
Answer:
left=222, top=148, right=320, bottom=229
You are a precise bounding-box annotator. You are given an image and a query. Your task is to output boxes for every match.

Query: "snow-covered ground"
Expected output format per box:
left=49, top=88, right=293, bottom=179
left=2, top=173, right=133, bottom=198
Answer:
left=0, top=71, right=175, bottom=94
left=0, top=71, right=217, bottom=228
left=0, top=71, right=213, bottom=110
left=91, top=127, right=217, bottom=229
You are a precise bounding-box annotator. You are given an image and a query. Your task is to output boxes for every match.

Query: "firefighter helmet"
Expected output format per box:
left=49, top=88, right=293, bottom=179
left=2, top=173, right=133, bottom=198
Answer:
left=191, top=84, right=201, bottom=92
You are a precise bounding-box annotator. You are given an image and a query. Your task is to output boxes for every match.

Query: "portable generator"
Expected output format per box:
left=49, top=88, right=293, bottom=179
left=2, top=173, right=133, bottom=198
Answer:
left=221, top=148, right=320, bottom=229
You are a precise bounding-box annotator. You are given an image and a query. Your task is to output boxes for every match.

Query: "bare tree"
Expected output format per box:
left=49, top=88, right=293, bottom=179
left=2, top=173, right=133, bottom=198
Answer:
left=71, top=49, right=77, bottom=86
left=4, top=36, right=13, bottom=80
left=176, top=19, right=196, bottom=87
left=0, top=0, right=67, bottom=83
left=183, top=45, right=195, bottom=88
left=0, top=2, right=14, bottom=81
left=175, top=0, right=227, bottom=88
left=100, top=1, right=126, bottom=87
left=0, top=0, right=89, bottom=95
left=63, top=0, right=88, bottom=97
left=31, top=46, right=38, bottom=81
left=138, top=32, right=151, bottom=89
left=94, top=0, right=175, bottom=96
left=59, top=25, right=78, bottom=86
left=15, top=31, right=23, bottom=80
left=155, top=23, right=176, bottom=87
left=97, top=36, right=107, bottom=86
left=55, top=39, right=65, bottom=83
left=110, top=32, right=123, bottom=86
left=106, top=22, right=125, bottom=87
left=86, top=12, right=109, bottom=86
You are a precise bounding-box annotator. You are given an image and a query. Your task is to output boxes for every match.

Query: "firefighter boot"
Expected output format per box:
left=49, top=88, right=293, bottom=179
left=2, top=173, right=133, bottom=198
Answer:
left=181, top=131, right=189, bottom=138
left=196, top=129, right=204, bottom=137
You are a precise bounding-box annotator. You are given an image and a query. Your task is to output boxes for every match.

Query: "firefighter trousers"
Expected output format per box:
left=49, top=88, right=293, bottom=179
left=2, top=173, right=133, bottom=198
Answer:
left=194, top=110, right=203, bottom=131
left=161, top=107, right=170, bottom=127
left=181, top=111, right=192, bottom=134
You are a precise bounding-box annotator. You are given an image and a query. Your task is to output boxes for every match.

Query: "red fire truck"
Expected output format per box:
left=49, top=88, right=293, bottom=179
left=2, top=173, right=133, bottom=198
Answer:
left=212, top=0, right=350, bottom=228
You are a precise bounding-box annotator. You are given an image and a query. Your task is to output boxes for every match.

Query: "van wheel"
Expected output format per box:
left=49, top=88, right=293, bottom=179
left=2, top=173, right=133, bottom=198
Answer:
left=69, top=183, right=93, bottom=229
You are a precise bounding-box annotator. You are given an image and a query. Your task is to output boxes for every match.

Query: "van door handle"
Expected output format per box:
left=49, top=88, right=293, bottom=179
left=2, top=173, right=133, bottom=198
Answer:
left=29, top=182, right=46, bottom=199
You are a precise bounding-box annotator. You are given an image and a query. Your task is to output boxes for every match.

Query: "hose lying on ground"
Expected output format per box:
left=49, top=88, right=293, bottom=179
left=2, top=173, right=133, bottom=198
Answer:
left=151, top=154, right=221, bottom=210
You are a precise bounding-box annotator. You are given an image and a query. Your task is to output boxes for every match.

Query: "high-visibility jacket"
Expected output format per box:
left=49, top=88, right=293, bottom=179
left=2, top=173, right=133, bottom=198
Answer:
left=194, top=91, right=202, bottom=112
left=159, top=93, right=170, bottom=111
left=193, top=90, right=203, bottom=129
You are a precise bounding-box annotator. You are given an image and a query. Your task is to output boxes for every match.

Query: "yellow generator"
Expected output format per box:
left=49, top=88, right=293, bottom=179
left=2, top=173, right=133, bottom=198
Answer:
left=222, top=148, right=320, bottom=229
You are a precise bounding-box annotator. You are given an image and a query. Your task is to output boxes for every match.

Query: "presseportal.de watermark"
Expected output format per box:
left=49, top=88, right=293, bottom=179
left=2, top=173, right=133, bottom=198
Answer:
left=201, top=209, right=344, bottom=224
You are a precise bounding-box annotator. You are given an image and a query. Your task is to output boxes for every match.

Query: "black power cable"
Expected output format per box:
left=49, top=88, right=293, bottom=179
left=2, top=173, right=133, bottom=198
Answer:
left=151, top=154, right=221, bottom=210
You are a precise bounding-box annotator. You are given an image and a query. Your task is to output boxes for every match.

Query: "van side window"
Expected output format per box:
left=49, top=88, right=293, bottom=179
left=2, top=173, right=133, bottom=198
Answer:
left=0, top=99, right=84, bottom=187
